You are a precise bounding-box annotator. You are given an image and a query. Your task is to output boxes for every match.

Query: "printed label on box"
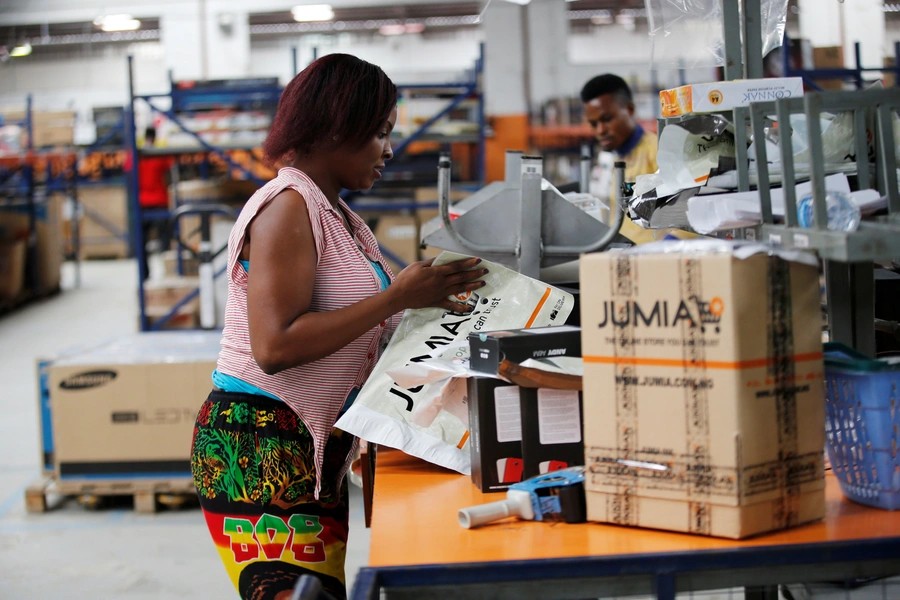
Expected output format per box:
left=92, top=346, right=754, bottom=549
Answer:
left=494, top=386, right=522, bottom=443
left=537, top=389, right=581, bottom=445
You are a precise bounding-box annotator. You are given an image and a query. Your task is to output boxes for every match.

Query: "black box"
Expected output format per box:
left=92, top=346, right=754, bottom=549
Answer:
left=468, top=325, right=582, bottom=376
left=467, top=377, right=525, bottom=493
left=519, top=388, right=584, bottom=480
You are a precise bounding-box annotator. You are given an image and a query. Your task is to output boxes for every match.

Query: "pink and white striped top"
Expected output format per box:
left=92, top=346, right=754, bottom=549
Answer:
left=217, top=167, right=401, bottom=498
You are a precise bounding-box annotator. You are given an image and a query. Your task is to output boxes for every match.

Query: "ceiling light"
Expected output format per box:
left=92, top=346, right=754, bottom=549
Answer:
left=404, top=23, right=425, bottom=34
left=291, top=5, right=334, bottom=22
left=94, top=14, right=141, bottom=32
left=10, top=42, right=32, bottom=57
left=502, top=0, right=532, bottom=5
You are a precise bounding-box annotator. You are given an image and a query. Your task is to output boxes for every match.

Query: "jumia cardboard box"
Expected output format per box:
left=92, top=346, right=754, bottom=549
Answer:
left=579, top=243, right=825, bottom=539
left=48, top=332, right=221, bottom=479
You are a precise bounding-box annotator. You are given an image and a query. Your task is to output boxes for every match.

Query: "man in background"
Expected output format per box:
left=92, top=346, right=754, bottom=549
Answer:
left=580, top=74, right=657, bottom=244
left=126, top=126, right=174, bottom=279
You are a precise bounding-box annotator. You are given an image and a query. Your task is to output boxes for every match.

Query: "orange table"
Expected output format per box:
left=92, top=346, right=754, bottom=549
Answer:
left=354, top=450, right=900, bottom=600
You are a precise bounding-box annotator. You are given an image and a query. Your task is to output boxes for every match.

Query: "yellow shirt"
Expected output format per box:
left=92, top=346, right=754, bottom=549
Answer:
left=609, top=129, right=695, bottom=244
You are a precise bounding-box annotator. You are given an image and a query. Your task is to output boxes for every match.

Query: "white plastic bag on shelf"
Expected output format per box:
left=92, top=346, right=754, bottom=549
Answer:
left=686, top=173, right=885, bottom=234
left=335, top=252, right=575, bottom=474
left=645, top=0, right=788, bottom=68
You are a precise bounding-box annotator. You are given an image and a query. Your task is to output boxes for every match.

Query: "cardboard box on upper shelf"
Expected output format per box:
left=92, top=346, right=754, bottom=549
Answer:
left=660, top=78, right=804, bottom=118
left=579, top=243, right=826, bottom=539
left=0, top=110, right=75, bottom=148
left=813, top=47, right=845, bottom=91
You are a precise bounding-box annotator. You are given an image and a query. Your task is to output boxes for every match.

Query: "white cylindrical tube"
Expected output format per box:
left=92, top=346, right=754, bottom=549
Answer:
left=458, top=489, right=533, bottom=529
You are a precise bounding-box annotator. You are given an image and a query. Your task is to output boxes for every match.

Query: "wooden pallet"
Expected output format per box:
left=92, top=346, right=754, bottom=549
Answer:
left=25, top=475, right=196, bottom=514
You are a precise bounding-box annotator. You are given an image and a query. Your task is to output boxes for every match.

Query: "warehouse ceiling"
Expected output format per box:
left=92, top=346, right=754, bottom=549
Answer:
left=0, top=0, right=897, bottom=57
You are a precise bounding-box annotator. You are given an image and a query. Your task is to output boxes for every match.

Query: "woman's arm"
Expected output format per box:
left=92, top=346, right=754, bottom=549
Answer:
left=246, top=189, right=484, bottom=375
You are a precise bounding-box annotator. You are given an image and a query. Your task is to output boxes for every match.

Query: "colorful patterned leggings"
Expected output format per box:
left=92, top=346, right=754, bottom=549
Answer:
left=191, top=391, right=355, bottom=600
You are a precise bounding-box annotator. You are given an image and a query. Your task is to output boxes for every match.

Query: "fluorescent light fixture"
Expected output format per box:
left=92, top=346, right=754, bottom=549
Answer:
left=94, top=14, right=141, bottom=32
left=502, top=0, right=532, bottom=4
left=404, top=23, right=425, bottom=34
left=10, top=42, right=32, bottom=57
left=291, top=5, right=334, bottom=22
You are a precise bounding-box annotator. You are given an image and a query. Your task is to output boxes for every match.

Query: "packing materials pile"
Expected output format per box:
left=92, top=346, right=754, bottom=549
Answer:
left=628, top=80, right=890, bottom=236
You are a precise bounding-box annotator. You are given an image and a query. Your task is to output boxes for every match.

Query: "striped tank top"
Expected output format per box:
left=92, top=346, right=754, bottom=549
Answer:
left=216, top=167, right=402, bottom=498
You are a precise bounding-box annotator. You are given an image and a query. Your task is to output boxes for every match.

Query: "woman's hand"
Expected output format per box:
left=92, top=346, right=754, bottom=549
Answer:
left=389, top=257, right=488, bottom=313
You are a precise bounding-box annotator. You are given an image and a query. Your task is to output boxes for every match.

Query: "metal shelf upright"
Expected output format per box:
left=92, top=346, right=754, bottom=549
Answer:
left=126, top=57, right=276, bottom=331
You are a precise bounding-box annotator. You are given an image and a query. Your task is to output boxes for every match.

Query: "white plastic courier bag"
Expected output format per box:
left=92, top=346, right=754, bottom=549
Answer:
left=334, top=251, right=575, bottom=474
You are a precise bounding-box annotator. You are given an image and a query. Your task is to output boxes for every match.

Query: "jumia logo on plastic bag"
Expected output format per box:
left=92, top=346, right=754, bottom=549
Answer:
left=389, top=292, right=488, bottom=412
left=596, top=295, right=724, bottom=333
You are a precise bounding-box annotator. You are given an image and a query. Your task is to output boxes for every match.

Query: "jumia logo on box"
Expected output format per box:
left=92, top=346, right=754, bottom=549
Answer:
left=596, top=295, right=725, bottom=332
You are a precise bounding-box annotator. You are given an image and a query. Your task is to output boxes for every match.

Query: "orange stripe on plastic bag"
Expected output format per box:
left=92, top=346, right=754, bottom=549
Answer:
left=525, top=287, right=552, bottom=329
left=457, top=431, right=470, bottom=449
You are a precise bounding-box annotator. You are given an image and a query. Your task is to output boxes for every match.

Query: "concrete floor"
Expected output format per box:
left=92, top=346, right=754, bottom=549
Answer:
left=0, top=260, right=370, bottom=599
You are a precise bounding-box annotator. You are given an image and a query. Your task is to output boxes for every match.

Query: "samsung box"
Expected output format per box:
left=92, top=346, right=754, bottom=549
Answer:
left=520, top=388, right=585, bottom=480
left=579, top=241, right=826, bottom=539
left=48, top=332, right=220, bottom=479
left=468, top=377, right=525, bottom=492
left=469, top=325, right=582, bottom=376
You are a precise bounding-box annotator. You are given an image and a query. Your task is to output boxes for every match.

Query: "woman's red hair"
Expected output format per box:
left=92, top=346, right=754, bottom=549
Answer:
left=263, top=54, right=397, bottom=165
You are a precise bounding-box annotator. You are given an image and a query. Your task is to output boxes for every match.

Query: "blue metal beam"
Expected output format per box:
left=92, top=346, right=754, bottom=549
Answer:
left=350, top=537, right=900, bottom=599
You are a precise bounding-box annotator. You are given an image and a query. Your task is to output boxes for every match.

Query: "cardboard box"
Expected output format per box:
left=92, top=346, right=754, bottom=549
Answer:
left=813, top=47, right=845, bottom=92
left=48, top=332, right=220, bottom=478
left=144, top=276, right=200, bottom=309
left=660, top=78, right=804, bottom=117
left=469, top=325, right=582, bottom=376
left=579, top=246, right=826, bottom=539
left=0, top=110, right=75, bottom=148
left=77, top=184, right=130, bottom=260
left=0, top=238, right=26, bottom=300
left=467, top=378, right=524, bottom=493
left=374, top=215, right=419, bottom=273
left=519, top=388, right=584, bottom=480
left=0, top=194, right=63, bottom=294
left=163, top=249, right=200, bottom=277
left=146, top=302, right=201, bottom=330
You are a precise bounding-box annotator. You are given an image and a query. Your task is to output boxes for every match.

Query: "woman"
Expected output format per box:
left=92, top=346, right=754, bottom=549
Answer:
left=190, top=54, right=486, bottom=600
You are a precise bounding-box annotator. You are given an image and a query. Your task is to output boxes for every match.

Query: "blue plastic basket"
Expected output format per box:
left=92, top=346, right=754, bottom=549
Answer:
left=824, top=343, right=900, bottom=510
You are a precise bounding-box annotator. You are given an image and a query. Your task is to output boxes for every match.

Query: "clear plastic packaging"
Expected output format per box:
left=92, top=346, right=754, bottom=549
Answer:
left=797, top=190, right=861, bottom=232
left=646, top=0, right=789, bottom=69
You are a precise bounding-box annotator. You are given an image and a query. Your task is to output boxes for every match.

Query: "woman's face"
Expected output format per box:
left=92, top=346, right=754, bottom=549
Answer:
left=336, top=106, right=397, bottom=191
